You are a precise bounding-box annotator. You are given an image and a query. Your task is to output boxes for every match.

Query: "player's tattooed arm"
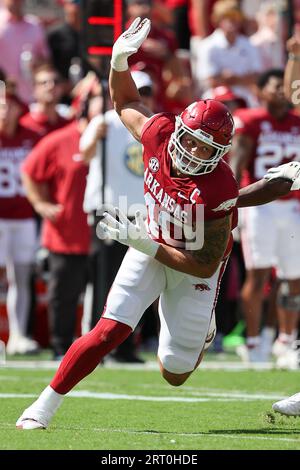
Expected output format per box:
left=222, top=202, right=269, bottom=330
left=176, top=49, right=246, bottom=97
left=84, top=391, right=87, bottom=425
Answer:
left=155, top=215, right=232, bottom=278
left=190, top=214, right=231, bottom=269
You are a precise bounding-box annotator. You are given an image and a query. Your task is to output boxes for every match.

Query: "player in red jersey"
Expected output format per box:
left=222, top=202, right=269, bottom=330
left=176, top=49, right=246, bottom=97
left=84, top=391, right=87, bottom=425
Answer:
left=0, top=90, right=40, bottom=355
left=16, top=18, right=299, bottom=430
left=232, top=69, right=300, bottom=364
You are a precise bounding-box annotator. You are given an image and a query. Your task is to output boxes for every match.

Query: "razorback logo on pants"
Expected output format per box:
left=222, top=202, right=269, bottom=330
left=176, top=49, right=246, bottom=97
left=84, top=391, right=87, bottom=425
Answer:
left=193, top=283, right=211, bottom=291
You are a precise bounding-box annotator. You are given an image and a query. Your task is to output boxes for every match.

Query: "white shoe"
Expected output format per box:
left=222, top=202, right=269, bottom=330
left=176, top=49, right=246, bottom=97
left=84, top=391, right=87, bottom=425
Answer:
left=236, top=344, right=266, bottom=363
left=275, top=341, right=300, bottom=370
left=272, top=339, right=291, bottom=358
left=16, top=403, right=52, bottom=430
left=272, top=392, right=300, bottom=416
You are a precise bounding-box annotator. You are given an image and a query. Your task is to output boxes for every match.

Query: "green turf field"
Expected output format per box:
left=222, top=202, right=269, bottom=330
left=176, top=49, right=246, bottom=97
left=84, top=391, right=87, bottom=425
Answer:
left=1, top=356, right=300, bottom=450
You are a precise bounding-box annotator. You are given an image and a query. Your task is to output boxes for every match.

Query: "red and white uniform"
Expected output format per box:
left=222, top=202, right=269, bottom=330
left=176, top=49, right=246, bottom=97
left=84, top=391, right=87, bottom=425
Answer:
left=234, top=108, right=300, bottom=277
left=103, top=114, right=239, bottom=373
left=0, top=125, right=39, bottom=265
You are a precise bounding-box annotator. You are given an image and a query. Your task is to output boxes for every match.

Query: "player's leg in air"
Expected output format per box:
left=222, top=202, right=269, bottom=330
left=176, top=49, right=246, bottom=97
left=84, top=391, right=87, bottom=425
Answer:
left=16, top=249, right=165, bottom=429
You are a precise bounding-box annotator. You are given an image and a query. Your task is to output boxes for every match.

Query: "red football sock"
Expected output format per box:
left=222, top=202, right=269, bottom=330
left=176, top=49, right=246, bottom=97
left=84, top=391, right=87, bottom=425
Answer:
left=50, top=318, right=132, bottom=394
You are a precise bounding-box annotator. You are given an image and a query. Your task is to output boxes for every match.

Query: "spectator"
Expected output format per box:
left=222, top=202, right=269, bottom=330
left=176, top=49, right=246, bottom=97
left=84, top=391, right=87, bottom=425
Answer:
left=196, top=0, right=263, bottom=107
left=20, top=63, right=71, bottom=137
left=47, top=0, right=83, bottom=101
left=250, top=1, right=285, bottom=70
left=126, top=0, right=194, bottom=113
left=21, top=108, right=94, bottom=360
left=210, top=85, right=247, bottom=113
left=0, top=0, right=50, bottom=104
left=0, top=82, right=40, bottom=354
left=231, top=69, right=300, bottom=363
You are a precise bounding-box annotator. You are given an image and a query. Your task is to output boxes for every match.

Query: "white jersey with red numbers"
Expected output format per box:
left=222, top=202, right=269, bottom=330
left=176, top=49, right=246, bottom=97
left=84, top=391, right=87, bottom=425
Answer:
left=102, top=113, right=239, bottom=374
left=234, top=108, right=300, bottom=276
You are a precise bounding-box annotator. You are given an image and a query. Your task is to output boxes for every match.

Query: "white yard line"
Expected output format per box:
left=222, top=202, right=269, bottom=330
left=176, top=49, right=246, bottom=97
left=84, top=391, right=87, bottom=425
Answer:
left=0, top=390, right=287, bottom=402
left=0, top=360, right=286, bottom=371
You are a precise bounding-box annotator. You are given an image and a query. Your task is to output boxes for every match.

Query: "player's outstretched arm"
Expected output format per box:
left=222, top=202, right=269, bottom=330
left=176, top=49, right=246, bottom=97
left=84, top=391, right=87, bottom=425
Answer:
left=237, top=161, right=300, bottom=207
left=109, top=17, right=154, bottom=141
left=237, top=179, right=292, bottom=207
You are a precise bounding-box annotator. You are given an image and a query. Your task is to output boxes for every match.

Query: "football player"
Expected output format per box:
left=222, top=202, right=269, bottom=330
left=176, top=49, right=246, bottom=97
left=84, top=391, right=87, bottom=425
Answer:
left=232, top=69, right=300, bottom=363
left=0, top=87, right=40, bottom=355
left=16, top=18, right=300, bottom=429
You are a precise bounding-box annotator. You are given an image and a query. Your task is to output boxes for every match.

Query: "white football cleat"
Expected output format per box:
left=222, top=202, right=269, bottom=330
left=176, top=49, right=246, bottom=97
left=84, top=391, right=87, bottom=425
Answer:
left=16, top=405, right=52, bottom=430
left=272, top=392, right=300, bottom=416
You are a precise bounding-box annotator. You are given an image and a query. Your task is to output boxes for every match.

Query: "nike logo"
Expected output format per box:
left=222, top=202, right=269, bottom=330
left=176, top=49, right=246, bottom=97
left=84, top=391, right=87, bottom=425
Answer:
left=178, top=192, right=189, bottom=200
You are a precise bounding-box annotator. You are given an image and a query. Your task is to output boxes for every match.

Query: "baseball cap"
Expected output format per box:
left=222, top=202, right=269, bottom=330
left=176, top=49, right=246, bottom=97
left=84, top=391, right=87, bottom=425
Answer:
left=131, top=70, right=152, bottom=90
left=211, top=86, right=247, bottom=108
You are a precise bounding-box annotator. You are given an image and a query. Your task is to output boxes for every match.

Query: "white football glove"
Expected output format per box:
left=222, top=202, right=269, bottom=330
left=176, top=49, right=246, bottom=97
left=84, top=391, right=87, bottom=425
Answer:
left=111, top=17, right=151, bottom=72
left=98, top=207, right=159, bottom=258
left=264, top=161, right=300, bottom=190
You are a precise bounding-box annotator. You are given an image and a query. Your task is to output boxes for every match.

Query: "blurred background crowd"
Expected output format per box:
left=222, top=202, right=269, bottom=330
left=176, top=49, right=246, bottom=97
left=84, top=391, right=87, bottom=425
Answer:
left=0, top=0, right=300, bottom=367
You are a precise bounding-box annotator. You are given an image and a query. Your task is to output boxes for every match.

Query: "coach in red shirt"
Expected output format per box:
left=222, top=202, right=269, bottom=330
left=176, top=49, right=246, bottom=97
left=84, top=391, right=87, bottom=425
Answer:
left=22, top=120, right=91, bottom=359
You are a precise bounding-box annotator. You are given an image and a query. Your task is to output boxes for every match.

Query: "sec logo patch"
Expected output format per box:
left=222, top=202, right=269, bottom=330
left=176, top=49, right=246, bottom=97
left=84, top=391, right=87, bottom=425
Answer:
left=149, top=157, right=160, bottom=173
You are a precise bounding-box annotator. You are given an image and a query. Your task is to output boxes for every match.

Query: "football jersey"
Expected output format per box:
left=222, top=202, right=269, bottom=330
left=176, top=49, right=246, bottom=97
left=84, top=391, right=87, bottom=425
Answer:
left=0, top=125, right=39, bottom=219
left=141, top=113, right=239, bottom=258
left=234, top=108, right=300, bottom=200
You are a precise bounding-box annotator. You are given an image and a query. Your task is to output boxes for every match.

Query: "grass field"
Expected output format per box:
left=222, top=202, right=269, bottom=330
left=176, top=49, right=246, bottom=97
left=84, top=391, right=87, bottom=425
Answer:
left=1, top=353, right=300, bottom=450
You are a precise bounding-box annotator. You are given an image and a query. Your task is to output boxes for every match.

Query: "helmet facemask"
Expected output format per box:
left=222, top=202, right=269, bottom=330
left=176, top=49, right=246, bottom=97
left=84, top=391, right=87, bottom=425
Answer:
left=168, top=116, right=232, bottom=176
